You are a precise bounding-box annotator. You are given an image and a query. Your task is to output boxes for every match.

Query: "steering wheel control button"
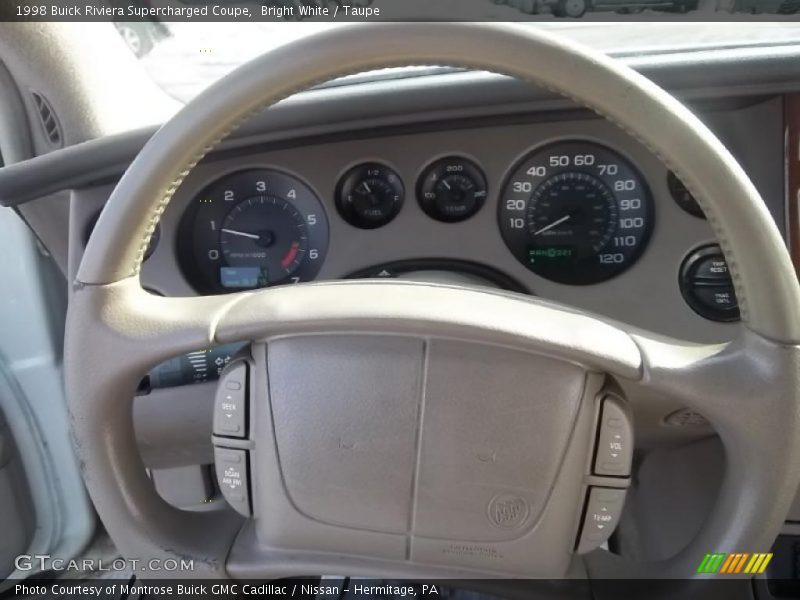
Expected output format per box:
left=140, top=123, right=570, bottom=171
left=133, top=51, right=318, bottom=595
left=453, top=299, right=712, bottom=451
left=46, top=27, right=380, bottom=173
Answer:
left=680, top=245, right=741, bottom=322
left=668, top=171, right=705, bottom=219
left=417, top=156, right=488, bottom=222
left=577, top=487, right=627, bottom=553
left=593, top=396, right=633, bottom=477
left=214, top=448, right=251, bottom=517
left=213, top=361, right=248, bottom=438
left=336, top=163, right=405, bottom=229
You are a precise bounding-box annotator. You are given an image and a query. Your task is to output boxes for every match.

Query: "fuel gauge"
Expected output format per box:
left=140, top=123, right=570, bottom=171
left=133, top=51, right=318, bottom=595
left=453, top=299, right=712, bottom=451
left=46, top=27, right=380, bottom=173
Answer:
left=336, top=163, right=404, bottom=229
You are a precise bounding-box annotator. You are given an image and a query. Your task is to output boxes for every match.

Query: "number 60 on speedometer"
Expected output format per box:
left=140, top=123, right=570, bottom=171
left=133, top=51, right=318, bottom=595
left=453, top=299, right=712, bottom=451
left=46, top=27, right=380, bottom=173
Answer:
left=498, top=141, right=654, bottom=285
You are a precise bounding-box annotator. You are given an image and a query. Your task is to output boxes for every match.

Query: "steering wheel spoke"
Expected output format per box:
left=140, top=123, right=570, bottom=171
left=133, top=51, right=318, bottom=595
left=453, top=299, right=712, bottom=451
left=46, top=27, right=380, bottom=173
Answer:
left=633, top=330, right=787, bottom=431
left=211, top=280, right=643, bottom=377
left=69, top=278, right=253, bottom=370
left=584, top=330, right=800, bottom=579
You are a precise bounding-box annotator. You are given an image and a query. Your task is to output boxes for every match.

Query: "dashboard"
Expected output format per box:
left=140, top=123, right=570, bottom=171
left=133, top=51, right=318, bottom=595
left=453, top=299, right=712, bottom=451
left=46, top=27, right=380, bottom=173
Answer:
left=69, top=97, right=783, bottom=346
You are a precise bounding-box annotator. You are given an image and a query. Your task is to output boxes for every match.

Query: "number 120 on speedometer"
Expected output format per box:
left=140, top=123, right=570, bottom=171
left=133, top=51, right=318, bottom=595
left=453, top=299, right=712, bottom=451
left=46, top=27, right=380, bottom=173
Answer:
left=498, top=140, right=654, bottom=285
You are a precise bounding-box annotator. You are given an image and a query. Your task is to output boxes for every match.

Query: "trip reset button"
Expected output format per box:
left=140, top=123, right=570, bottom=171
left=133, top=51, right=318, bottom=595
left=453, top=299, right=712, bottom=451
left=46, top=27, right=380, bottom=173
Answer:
left=679, top=245, right=740, bottom=322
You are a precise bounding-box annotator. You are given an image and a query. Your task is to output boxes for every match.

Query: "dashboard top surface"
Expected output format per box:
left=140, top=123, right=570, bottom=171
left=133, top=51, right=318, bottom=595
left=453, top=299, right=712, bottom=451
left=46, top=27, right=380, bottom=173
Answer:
left=2, top=39, right=800, bottom=208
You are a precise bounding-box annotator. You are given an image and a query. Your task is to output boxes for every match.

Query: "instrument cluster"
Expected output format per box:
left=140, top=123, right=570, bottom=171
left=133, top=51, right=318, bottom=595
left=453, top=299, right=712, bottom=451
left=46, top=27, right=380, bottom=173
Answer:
left=176, top=140, right=656, bottom=294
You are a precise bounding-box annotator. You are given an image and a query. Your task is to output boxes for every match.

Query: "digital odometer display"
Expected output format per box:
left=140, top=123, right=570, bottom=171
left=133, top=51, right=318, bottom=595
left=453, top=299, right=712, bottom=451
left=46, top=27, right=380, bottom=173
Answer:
left=178, top=169, right=329, bottom=294
left=498, top=141, right=653, bottom=285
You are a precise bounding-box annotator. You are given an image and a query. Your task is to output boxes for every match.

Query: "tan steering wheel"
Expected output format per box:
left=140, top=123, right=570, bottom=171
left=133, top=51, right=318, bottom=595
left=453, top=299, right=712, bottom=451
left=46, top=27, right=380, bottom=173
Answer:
left=67, top=23, right=800, bottom=582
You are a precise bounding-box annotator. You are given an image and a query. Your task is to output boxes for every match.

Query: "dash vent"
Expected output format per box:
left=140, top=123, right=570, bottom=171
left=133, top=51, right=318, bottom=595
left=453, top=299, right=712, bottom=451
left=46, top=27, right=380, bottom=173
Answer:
left=30, top=91, right=62, bottom=147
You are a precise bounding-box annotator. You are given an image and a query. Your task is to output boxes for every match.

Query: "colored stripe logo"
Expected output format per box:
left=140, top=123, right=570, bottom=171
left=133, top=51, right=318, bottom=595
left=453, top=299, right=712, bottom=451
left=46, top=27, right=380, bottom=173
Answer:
left=696, top=552, right=773, bottom=574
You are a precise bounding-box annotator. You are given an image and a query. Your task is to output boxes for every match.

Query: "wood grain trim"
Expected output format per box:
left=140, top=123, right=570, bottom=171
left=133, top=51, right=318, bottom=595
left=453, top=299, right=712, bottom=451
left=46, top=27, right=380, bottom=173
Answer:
left=786, top=93, right=800, bottom=276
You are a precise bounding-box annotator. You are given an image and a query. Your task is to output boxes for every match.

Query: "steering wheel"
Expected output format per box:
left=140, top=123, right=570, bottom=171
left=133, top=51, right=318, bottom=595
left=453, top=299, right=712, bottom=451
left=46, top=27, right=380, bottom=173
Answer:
left=67, top=23, right=800, bottom=582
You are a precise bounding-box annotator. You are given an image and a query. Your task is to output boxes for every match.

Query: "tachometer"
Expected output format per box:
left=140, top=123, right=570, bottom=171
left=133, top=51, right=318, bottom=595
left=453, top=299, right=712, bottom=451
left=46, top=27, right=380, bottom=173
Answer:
left=498, top=141, right=653, bottom=284
left=178, top=169, right=329, bottom=294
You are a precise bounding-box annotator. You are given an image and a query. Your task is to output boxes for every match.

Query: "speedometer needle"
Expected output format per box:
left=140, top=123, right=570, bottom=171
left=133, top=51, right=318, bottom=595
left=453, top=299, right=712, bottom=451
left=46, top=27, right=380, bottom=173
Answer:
left=533, top=215, right=571, bottom=236
left=221, top=228, right=260, bottom=240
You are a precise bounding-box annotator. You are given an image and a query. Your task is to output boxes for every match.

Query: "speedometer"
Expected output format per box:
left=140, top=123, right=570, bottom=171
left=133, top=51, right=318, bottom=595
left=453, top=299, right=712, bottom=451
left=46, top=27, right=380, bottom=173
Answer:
left=178, top=169, right=329, bottom=294
left=498, top=141, right=653, bottom=285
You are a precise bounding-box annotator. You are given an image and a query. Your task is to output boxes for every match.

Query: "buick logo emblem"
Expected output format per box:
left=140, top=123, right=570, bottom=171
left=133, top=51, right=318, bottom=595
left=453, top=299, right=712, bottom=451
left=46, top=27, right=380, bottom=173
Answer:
left=488, top=494, right=529, bottom=530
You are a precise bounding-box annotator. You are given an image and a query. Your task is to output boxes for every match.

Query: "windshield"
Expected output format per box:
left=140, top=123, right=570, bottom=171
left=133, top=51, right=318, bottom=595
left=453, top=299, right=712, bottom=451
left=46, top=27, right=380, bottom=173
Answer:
left=122, top=21, right=800, bottom=102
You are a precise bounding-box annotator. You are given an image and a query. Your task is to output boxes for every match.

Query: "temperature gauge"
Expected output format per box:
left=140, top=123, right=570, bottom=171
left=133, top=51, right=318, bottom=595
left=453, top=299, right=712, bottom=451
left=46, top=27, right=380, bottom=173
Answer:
left=417, top=157, right=487, bottom=223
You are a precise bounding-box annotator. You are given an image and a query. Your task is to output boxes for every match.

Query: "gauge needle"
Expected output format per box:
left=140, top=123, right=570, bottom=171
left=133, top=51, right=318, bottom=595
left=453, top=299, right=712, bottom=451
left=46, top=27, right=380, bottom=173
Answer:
left=221, top=228, right=260, bottom=240
left=533, top=214, right=571, bottom=236
left=361, top=182, right=372, bottom=193
left=442, top=179, right=451, bottom=190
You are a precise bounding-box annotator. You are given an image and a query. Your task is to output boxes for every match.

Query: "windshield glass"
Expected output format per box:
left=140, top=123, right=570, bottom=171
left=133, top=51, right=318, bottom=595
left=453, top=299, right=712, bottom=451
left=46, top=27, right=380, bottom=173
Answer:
left=121, top=21, right=800, bottom=102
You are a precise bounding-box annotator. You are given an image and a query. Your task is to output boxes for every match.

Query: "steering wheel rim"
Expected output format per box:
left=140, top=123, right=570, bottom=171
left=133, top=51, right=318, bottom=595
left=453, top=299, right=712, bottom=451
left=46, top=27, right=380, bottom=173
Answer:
left=67, top=23, right=800, bottom=581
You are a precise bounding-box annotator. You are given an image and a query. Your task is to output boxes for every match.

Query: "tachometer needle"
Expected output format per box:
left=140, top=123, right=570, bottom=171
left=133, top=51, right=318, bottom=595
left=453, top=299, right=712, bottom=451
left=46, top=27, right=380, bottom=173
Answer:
left=221, top=228, right=260, bottom=240
left=533, top=214, right=571, bottom=236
